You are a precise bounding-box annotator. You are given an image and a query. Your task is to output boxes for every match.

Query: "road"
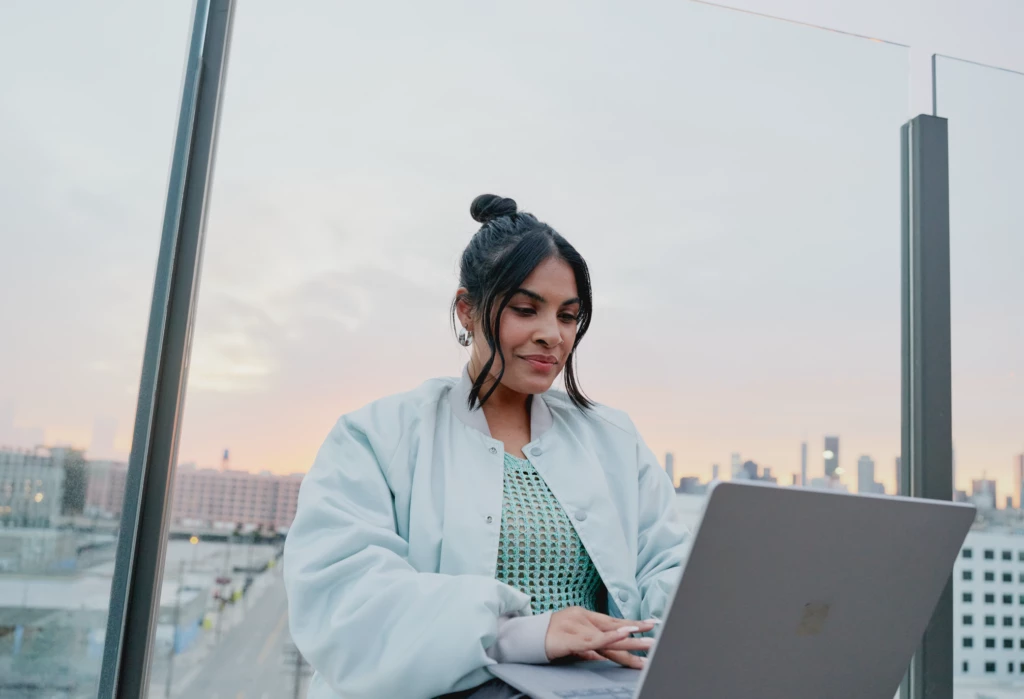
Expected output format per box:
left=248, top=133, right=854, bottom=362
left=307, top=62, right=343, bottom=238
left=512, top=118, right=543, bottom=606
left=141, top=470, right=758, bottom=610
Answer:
left=152, top=568, right=309, bottom=699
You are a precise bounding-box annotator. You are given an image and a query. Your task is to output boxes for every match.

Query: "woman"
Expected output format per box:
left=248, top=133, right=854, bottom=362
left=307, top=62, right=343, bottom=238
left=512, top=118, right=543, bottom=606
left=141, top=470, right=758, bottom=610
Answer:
left=283, top=194, right=689, bottom=699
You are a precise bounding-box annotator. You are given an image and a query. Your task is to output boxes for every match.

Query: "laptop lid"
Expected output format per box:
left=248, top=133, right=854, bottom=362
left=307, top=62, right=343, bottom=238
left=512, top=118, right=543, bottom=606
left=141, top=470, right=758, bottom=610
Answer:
left=638, top=481, right=975, bottom=699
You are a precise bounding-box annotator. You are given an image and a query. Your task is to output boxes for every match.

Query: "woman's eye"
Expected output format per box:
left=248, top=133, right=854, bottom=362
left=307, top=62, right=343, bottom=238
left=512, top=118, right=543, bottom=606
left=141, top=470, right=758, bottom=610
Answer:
left=560, top=314, right=579, bottom=323
left=512, top=307, right=535, bottom=315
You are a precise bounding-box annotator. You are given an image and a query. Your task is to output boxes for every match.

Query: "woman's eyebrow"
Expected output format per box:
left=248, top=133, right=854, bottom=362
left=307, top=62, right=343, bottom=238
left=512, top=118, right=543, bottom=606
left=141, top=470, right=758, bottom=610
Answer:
left=513, top=288, right=580, bottom=307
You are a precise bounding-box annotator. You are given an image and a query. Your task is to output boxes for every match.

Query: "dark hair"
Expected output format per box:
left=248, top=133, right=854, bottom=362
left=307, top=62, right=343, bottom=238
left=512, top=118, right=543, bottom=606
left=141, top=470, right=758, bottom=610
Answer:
left=451, top=193, right=594, bottom=410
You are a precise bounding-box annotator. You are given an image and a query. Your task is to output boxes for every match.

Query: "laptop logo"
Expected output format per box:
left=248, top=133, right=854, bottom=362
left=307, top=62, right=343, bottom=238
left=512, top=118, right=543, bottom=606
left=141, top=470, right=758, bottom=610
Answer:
left=796, top=602, right=831, bottom=636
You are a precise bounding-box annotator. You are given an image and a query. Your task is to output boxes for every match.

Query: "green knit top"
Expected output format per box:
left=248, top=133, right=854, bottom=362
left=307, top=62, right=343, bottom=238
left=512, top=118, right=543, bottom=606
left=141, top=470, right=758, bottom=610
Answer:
left=494, top=452, right=603, bottom=615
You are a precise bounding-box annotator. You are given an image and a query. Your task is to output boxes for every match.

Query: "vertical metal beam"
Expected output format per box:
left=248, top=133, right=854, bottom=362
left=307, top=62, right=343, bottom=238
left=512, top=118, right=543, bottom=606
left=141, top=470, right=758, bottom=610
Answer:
left=901, top=114, right=953, bottom=699
left=97, top=1, right=235, bottom=698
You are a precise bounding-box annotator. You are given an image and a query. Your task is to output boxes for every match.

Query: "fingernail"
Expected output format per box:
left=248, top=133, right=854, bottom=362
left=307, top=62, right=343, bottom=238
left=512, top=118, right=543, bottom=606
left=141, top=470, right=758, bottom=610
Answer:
left=620, top=625, right=640, bottom=634
left=644, top=618, right=661, bottom=625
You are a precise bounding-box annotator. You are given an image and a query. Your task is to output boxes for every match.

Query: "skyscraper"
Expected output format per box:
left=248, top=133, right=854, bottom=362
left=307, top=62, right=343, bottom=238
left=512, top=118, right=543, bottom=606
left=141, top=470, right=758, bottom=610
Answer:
left=665, top=452, right=675, bottom=488
left=800, top=441, right=808, bottom=486
left=895, top=456, right=902, bottom=495
left=857, top=455, right=876, bottom=494
left=824, top=436, right=839, bottom=479
left=1016, top=454, right=1024, bottom=509
left=731, top=453, right=744, bottom=480
left=972, top=479, right=997, bottom=510
left=711, top=464, right=720, bottom=482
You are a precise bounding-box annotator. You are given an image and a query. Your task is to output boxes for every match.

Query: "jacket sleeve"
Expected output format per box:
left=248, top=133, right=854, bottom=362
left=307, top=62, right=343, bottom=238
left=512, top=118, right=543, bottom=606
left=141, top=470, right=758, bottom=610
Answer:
left=283, top=414, right=534, bottom=699
left=631, top=422, right=690, bottom=623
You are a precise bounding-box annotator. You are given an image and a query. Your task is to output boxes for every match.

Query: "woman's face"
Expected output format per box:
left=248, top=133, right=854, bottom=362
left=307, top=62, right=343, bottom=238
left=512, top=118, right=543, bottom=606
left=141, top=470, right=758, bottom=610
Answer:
left=459, top=256, right=581, bottom=397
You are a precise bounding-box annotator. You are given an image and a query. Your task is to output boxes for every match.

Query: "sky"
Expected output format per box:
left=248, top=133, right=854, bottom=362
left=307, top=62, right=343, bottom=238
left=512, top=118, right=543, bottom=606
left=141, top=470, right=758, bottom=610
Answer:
left=0, top=0, right=1021, bottom=498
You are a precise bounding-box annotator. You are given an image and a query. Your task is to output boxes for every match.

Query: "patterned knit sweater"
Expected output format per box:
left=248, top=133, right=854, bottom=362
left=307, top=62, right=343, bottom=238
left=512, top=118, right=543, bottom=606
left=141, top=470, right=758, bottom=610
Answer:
left=494, top=452, right=603, bottom=615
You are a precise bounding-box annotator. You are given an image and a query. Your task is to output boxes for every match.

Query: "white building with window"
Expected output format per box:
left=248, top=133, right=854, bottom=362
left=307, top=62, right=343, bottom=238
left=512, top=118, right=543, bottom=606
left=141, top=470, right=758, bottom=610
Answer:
left=0, top=448, right=65, bottom=528
left=953, top=528, right=1024, bottom=682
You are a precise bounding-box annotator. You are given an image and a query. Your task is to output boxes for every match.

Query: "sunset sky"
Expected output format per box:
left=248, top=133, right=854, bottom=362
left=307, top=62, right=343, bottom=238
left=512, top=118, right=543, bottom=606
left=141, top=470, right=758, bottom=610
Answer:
left=1, top=1, right=1020, bottom=499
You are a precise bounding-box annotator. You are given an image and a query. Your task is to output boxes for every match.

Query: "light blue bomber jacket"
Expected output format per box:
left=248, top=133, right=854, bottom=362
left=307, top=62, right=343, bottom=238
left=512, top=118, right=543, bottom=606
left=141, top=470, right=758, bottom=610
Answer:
left=283, top=368, right=689, bottom=699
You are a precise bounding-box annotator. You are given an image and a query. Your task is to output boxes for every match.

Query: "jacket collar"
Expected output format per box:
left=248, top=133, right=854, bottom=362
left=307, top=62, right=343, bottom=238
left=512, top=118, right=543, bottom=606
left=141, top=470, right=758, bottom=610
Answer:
left=448, top=364, right=554, bottom=441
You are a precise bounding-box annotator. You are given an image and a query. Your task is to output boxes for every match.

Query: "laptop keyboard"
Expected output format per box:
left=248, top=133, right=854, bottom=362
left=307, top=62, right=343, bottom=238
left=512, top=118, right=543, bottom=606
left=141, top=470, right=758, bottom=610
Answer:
left=553, top=690, right=635, bottom=698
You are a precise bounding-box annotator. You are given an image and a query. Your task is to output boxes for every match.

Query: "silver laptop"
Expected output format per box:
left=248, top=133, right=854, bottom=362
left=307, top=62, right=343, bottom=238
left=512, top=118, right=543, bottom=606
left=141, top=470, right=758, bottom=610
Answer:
left=489, top=480, right=975, bottom=699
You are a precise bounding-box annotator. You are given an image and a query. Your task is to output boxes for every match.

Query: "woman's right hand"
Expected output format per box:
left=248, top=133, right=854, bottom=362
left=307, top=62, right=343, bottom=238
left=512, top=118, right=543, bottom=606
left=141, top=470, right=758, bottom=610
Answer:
left=544, top=607, right=657, bottom=669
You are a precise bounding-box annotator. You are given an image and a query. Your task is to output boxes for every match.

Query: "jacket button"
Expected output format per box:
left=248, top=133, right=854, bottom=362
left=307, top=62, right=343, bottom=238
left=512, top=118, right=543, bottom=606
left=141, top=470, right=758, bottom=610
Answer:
left=531, top=447, right=542, bottom=456
left=486, top=515, right=493, bottom=524
left=489, top=447, right=497, bottom=454
left=618, top=591, right=629, bottom=603
left=574, top=511, right=587, bottom=522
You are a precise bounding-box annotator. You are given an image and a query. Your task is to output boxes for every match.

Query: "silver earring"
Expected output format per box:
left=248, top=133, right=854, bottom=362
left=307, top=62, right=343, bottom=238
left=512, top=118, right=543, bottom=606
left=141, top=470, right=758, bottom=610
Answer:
left=458, top=329, right=473, bottom=347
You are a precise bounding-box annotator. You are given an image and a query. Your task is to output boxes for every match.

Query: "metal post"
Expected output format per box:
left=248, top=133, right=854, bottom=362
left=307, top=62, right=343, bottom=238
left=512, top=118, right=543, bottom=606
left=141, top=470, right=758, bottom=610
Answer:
left=900, top=114, right=953, bottom=699
left=96, top=2, right=235, bottom=698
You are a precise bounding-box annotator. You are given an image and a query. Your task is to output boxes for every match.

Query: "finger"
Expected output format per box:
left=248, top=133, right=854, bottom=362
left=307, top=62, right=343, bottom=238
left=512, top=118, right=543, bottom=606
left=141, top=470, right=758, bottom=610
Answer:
left=588, top=613, right=656, bottom=634
left=600, top=637, right=655, bottom=652
left=575, top=625, right=639, bottom=652
left=574, top=650, right=605, bottom=662
left=600, top=649, right=646, bottom=670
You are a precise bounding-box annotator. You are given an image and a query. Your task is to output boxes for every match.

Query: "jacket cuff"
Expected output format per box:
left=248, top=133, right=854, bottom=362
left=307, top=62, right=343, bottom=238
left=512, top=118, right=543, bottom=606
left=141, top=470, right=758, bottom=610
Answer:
left=486, top=612, right=553, bottom=664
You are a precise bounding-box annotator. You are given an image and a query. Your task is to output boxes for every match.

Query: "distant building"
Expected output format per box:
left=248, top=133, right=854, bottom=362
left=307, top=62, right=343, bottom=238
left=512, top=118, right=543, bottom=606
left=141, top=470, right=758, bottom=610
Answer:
left=0, top=448, right=66, bottom=528
left=85, top=460, right=129, bottom=518
left=857, top=455, right=884, bottom=495
left=809, top=477, right=849, bottom=493
left=1006, top=496, right=1014, bottom=510
left=800, top=441, right=808, bottom=486
left=742, top=460, right=759, bottom=480
left=730, top=453, right=743, bottom=480
left=85, top=460, right=304, bottom=531
left=791, top=474, right=798, bottom=486
left=953, top=489, right=968, bottom=503
left=895, top=456, right=902, bottom=496
left=711, top=464, right=720, bottom=482
left=664, top=452, right=675, bottom=488
left=971, top=479, right=997, bottom=510
left=1016, top=453, right=1024, bottom=510
left=676, top=477, right=706, bottom=495
left=824, top=436, right=840, bottom=479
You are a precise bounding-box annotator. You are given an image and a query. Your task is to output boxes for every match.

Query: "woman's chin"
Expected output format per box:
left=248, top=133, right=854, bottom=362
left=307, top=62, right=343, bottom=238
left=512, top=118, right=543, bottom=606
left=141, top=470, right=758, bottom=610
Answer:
left=506, top=372, right=557, bottom=395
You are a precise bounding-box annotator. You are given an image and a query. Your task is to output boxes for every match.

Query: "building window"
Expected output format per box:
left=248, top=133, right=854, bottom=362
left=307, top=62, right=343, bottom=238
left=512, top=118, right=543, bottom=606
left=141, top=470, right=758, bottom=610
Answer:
left=1005, top=595, right=1014, bottom=604
left=1006, top=638, right=1015, bottom=649
left=986, top=593, right=996, bottom=604
left=963, top=661, right=969, bottom=673
left=964, top=615, right=974, bottom=625
left=985, top=572, right=996, bottom=582
left=964, top=637, right=974, bottom=648
left=964, top=570, right=973, bottom=581
left=963, top=548, right=973, bottom=559
left=986, top=662, right=997, bottom=673
left=986, top=638, right=997, bottom=648
left=1019, top=551, right=1024, bottom=562
left=1005, top=573, right=1013, bottom=583
left=1004, top=551, right=1013, bottom=561
left=985, top=550, right=995, bottom=560
left=1020, top=573, right=1024, bottom=583
left=964, top=592, right=974, bottom=603
left=1006, top=616, right=1015, bottom=627
left=1011, top=662, right=1016, bottom=674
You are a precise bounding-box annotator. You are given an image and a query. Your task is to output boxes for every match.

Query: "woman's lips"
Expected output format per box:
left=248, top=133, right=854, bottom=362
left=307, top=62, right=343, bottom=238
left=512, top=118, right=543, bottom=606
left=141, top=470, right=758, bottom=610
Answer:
left=519, top=355, right=557, bottom=372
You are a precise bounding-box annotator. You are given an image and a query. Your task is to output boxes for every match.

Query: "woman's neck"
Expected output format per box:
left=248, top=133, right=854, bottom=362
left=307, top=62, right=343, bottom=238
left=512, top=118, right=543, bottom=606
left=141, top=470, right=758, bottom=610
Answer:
left=467, top=362, right=531, bottom=426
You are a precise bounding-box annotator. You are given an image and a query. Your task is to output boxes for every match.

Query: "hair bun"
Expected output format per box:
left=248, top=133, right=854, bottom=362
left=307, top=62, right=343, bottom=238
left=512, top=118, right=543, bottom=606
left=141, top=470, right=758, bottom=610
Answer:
left=470, top=194, right=518, bottom=224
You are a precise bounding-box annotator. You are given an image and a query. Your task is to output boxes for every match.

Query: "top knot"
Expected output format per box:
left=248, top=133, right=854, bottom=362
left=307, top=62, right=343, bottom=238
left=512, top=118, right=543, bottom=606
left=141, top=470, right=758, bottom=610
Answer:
left=470, top=194, right=518, bottom=224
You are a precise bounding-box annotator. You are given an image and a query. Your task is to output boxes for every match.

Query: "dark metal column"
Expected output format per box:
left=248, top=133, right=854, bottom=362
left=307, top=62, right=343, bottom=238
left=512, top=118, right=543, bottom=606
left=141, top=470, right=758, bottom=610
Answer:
left=97, top=1, right=235, bottom=697
left=900, top=114, right=953, bottom=699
